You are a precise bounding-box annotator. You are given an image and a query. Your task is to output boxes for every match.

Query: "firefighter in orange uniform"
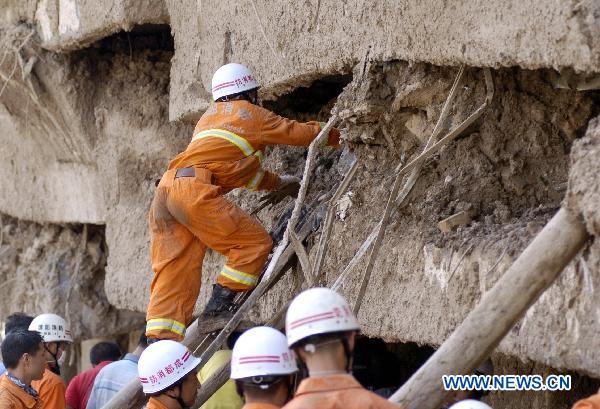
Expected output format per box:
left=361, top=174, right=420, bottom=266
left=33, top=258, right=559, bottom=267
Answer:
left=146, top=63, right=340, bottom=342
left=283, top=288, right=400, bottom=409
left=29, top=314, right=72, bottom=409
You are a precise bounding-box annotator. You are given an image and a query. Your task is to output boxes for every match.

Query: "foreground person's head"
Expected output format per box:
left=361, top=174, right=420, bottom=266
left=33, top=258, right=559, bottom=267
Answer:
left=285, top=288, right=360, bottom=375
left=231, top=326, right=297, bottom=407
left=138, top=340, right=201, bottom=409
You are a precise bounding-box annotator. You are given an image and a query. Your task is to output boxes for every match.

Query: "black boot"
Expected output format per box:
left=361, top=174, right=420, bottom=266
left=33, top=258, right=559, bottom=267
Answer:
left=198, top=284, right=237, bottom=333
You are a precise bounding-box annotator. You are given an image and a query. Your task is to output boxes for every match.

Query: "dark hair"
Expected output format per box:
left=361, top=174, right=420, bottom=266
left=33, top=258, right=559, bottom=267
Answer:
left=1, top=330, right=44, bottom=369
left=216, top=88, right=259, bottom=103
left=138, top=331, right=148, bottom=348
left=90, top=342, right=122, bottom=365
left=5, top=313, right=34, bottom=335
left=226, top=331, right=243, bottom=350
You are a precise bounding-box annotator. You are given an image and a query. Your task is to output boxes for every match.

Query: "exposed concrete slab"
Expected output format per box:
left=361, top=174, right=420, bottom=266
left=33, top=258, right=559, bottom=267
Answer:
left=0, top=105, right=105, bottom=223
left=166, top=0, right=600, bottom=121
left=0, top=27, right=105, bottom=223
left=34, top=0, right=169, bottom=50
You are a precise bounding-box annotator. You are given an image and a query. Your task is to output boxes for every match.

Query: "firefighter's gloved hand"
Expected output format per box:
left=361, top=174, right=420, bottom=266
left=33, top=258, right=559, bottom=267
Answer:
left=318, top=122, right=341, bottom=147
left=251, top=175, right=300, bottom=215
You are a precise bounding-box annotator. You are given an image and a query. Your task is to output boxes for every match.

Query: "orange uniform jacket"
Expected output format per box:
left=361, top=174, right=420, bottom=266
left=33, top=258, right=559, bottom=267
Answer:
left=0, top=375, right=43, bottom=409
left=282, top=374, right=400, bottom=409
left=146, top=100, right=339, bottom=340
left=145, top=397, right=169, bottom=409
left=31, top=368, right=66, bottom=409
left=573, top=390, right=600, bottom=409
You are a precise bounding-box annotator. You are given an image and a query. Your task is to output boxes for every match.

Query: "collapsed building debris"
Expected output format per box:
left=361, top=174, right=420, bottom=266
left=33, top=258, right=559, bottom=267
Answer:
left=0, top=1, right=599, bottom=408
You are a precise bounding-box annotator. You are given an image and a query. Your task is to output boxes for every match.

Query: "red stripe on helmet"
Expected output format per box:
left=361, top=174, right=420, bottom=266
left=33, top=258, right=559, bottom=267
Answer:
left=289, top=312, right=335, bottom=328
left=290, top=313, right=336, bottom=329
left=239, top=359, right=281, bottom=364
left=239, top=355, right=279, bottom=361
left=212, top=81, right=236, bottom=91
left=181, top=351, right=191, bottom=362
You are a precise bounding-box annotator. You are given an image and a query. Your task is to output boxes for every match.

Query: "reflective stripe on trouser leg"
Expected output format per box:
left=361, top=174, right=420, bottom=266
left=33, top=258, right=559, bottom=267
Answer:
left=246, top=169, right=265, bottom=191
left=219, top=265, right=259, bottom=287
left=146, top=318, right=187, bottom=337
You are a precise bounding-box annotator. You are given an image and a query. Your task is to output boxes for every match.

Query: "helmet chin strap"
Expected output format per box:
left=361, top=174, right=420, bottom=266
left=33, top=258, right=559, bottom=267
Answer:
left=165, top=384, right=189, bottom=409
left=44, top=344, right=61, bottom=376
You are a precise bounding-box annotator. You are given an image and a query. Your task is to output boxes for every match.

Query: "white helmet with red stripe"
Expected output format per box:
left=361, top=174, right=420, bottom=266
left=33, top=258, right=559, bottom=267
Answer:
left=138, top=340, right=201, bottom=394
left=29, top=313, right=73, bottom=343
left=231, top=326, right=297, bottom=380
left=211, top=63, right=260, bottom=101
left=449, top=400, right=492, bottom=409
left=285, top=288, right=360, bottom=347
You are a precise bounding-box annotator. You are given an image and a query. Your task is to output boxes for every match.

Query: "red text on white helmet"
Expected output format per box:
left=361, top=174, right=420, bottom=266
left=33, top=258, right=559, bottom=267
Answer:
left=211, top=63, right=260, bottom=101
left=29, top=313, right=73, bottom=343
left=138, top=340, right=201, bottom=394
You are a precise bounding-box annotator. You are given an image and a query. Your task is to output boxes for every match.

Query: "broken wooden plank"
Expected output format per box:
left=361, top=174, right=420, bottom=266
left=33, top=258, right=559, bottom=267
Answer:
left=312, top=157, right=359, bottom=284
left=438, top=211, right=472, bottom=232
left=289, top=231, right=315, bottom=286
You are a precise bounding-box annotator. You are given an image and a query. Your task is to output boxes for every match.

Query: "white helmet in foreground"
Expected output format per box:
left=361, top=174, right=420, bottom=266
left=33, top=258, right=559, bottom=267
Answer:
left=449, top=400, right=492, bottom=409
left=285, top=288, right=360, bottom=347
left=138, top=340, right=201, bottom=394
left=29, top=313, right=73, bottom=343
left=211, top=63, right=260, bottom=101
left=231, top=326, right=297, bottom=381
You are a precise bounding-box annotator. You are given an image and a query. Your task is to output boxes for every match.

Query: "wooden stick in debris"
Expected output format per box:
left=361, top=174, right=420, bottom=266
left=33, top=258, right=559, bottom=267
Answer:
left=389, top=208, right=588, bottom=409
left=289, top=231, right=315, bottom=285
left=279, top=117, right=337, bottom=288
left=312, top=158, right=359, bottom=284
left=286, top=117, right=337, bottom=239
left=353, top=66, right=467, bottom=314
left=338, top=69, right=493, bottom=305
left=394, top=68, right=494, bottom=175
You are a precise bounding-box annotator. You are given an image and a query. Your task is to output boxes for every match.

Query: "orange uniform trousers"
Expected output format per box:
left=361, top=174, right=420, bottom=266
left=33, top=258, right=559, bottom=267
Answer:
left=146, top=167, right=272, bottom=340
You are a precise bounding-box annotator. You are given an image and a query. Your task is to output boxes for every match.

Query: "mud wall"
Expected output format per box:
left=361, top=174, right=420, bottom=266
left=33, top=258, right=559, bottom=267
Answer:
left=0, top=212, right=143, bottom=339
left=0, top=1, right=599, bottom=407
left=166, top=0, right=600, bottom=121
